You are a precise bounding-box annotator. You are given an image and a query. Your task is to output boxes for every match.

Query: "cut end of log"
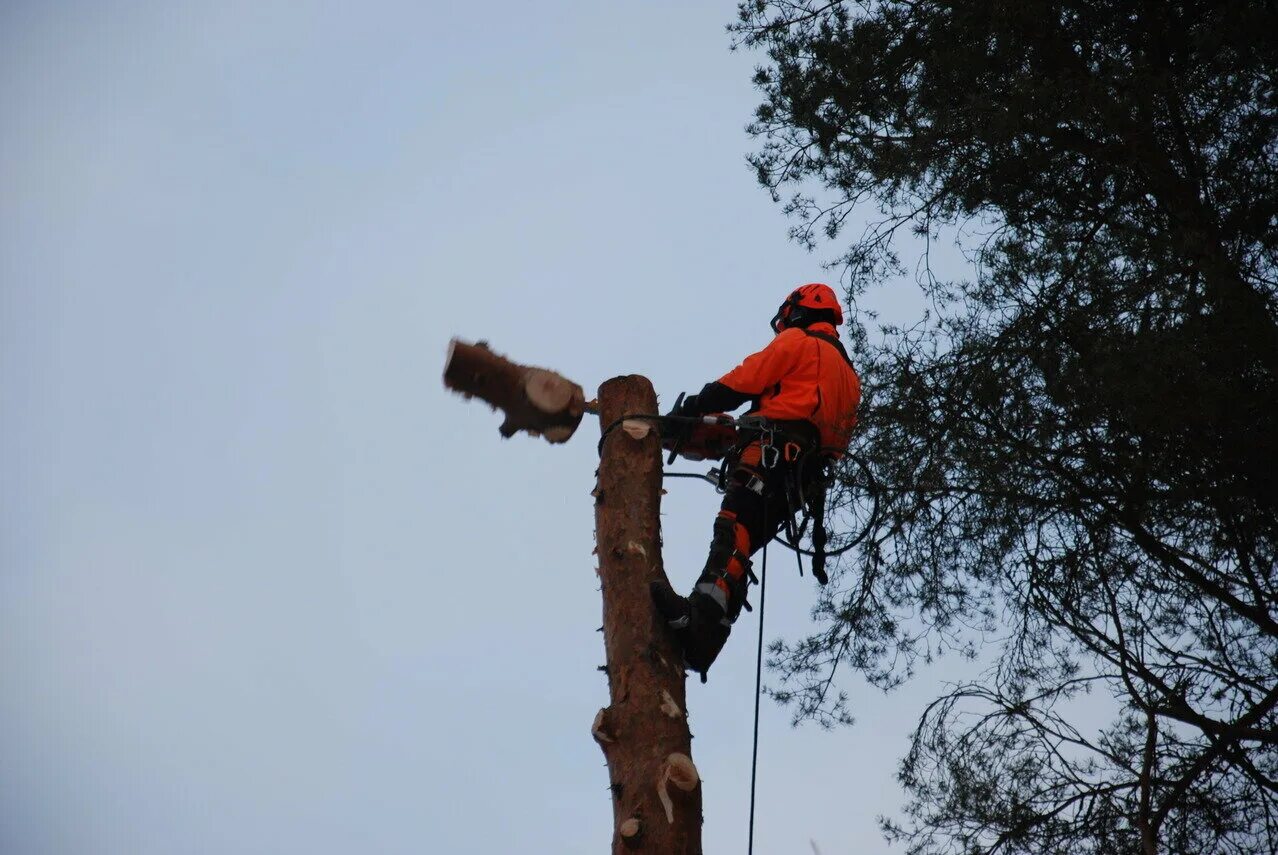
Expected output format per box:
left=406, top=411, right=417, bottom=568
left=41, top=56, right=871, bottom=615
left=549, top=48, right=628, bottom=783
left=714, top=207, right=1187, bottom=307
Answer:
left=524, top=367, right=583, bottom=416
left=443, top=338, right=458, bottom=381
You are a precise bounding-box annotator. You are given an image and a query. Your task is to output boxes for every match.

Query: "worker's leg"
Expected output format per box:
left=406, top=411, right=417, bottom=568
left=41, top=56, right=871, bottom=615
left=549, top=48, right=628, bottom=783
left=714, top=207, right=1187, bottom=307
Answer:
left=652, top=442, right=787, bottom=677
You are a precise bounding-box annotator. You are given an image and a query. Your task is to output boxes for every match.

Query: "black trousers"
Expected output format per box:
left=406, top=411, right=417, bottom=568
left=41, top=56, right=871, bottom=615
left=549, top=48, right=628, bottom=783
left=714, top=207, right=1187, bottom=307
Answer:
left=719, top=422, right=825, bottom=558
left=693, top=429, right=825, bottom=621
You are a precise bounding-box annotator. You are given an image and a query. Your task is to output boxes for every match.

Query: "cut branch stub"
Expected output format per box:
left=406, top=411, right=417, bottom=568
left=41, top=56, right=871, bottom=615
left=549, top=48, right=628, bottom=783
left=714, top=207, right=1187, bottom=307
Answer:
left=442, top=338, right=586, bottom=443
left=657, top=753, right=700, bottom=825
left=619, top=817, right=642, bottom=846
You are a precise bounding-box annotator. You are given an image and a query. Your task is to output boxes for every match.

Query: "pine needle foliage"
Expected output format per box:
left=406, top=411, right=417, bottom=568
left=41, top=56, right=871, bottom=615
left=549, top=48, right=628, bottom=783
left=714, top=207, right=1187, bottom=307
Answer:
left=733, top=3, right=1278, bottom=853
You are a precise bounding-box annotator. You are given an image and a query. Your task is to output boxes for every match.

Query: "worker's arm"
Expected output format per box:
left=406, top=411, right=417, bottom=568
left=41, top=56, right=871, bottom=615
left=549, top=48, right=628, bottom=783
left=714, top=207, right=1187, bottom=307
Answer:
left=674, top=329, right=804, bottom=416
left=674, top=381, right=751, bottom=417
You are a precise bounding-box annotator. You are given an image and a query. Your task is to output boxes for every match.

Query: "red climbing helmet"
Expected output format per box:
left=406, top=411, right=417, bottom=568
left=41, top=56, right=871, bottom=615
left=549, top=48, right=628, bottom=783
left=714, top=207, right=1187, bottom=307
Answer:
left=770, top=283, right=843, bottom=333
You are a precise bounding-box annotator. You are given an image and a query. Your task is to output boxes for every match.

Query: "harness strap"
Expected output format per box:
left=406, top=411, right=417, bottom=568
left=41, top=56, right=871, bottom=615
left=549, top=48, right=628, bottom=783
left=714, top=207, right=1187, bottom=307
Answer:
left=802, top=328, right=857, bottom=369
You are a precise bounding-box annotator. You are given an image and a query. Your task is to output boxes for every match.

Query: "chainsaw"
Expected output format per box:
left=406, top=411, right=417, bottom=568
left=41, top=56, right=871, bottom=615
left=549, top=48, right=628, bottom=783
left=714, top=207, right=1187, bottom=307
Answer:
left=659, top=393, right=740, bottom=462
left=661, top=415, right=738, bottom=462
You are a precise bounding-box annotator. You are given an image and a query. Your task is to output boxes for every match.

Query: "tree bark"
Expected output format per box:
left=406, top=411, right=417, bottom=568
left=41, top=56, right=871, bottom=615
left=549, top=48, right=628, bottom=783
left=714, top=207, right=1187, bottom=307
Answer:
left=592, top=375, right=702, bottom=854
left=442, top=338, right=586, bottom=443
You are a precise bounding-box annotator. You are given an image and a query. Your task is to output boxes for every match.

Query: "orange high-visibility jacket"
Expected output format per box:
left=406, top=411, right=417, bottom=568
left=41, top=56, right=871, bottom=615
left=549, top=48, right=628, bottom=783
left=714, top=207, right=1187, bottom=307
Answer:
left=717, top=322, right=861, bottom=454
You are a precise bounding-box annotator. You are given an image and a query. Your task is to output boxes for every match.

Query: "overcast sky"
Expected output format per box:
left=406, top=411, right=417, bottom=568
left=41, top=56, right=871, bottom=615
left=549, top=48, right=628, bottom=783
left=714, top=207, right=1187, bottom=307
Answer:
left=2, top=3, right=961, bottom=853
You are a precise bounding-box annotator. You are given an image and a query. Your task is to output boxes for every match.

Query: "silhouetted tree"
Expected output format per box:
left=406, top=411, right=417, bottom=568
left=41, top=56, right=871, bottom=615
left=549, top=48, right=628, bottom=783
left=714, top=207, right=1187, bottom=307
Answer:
left=733, top=2, right=1278, bottom=852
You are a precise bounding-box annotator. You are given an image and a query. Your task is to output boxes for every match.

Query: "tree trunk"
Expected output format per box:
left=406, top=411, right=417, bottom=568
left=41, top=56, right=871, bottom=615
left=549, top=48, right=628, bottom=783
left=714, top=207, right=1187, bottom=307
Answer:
left=442, top=337, right=586, bottom=443
left=592, top=375, right=702, bottom=854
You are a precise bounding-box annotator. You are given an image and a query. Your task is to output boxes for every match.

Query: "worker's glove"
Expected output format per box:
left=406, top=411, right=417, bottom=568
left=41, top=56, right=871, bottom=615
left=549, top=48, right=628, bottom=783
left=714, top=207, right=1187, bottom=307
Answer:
left=674, top=396, right=705, bottom=419
left=668, top=393, right=702, bottom=419
left=660, top=392, right=697, bottom=442
left=666, top=391, right=712, bottom=424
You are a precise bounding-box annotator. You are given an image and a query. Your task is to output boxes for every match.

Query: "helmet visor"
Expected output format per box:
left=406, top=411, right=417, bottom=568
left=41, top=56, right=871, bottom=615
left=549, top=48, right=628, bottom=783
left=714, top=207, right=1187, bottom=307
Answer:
left=770, top=302, right=790, bottom=333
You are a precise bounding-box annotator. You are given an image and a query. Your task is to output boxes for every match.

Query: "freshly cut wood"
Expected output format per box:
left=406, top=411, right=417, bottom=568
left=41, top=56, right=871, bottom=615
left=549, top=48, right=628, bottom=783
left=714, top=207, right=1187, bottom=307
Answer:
left=593, top=375, right=702, bottom=854
left=442, top=338, right=586, bottom=443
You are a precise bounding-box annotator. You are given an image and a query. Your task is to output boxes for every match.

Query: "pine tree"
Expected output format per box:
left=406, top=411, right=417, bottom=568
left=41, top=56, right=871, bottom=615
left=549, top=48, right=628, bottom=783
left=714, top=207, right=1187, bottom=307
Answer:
left=733, top=3, right=1278, bottom=852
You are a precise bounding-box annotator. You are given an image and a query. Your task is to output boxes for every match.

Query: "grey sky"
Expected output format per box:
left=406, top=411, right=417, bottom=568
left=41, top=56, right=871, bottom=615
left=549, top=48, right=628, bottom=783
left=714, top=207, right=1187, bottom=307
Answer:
left=3, top=3, right=957, bottom=853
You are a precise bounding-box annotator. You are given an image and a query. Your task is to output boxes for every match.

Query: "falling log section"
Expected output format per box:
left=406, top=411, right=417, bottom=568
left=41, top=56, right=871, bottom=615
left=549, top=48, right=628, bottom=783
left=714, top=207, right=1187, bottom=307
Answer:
left=593, top=375, right=702, bottom=854
left=443, top=344, right=702, bottom=853
left=443, top=338, right=586, bottom=443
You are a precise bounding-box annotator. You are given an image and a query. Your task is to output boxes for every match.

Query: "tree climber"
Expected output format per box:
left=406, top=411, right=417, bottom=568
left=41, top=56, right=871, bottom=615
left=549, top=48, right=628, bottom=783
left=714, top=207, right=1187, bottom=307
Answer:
left=652, top=283, right=862, bottom=680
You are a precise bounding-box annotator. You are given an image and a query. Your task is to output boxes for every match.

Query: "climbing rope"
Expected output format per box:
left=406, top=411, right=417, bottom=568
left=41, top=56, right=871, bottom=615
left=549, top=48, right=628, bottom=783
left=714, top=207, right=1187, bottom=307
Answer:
left=747, top=532, right=769, bottom=855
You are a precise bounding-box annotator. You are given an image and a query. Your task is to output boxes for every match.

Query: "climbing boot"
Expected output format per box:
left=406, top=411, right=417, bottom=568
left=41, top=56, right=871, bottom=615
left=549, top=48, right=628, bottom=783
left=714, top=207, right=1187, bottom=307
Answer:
left=650, top=581, right=731, bottom=681
left=680, top=592, right=731, bottom=680
left=650, top=579, right=692, bottom=630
